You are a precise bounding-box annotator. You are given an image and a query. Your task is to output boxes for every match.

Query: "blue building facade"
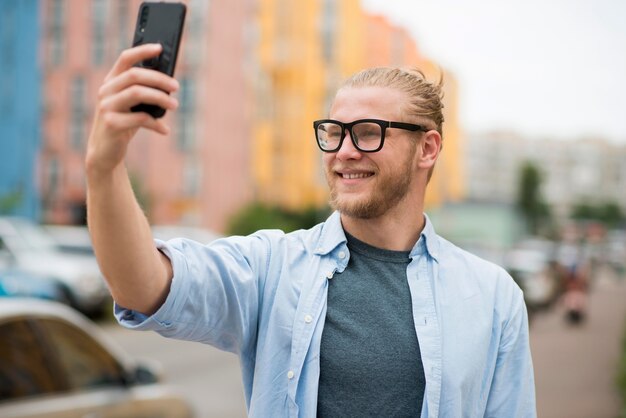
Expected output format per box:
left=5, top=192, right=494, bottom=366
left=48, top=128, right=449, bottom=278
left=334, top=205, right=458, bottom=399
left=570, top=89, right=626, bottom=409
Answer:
left=0, top=0, right=41, bottom=220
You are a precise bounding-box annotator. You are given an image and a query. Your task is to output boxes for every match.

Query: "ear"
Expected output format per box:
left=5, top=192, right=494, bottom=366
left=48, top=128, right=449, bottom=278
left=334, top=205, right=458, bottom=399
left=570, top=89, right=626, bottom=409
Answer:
left=417, top=130, right=442, bottom=170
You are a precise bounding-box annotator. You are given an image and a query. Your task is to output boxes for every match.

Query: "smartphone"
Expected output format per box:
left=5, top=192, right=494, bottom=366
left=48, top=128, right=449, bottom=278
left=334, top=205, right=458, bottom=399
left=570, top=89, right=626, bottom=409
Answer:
left=130, top=2, right=186, bottom=119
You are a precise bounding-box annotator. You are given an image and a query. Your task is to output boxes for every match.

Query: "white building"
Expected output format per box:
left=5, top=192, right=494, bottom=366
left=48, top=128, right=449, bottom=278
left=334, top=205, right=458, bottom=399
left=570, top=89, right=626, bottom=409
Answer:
left=464, top=132, right=626, bottom=221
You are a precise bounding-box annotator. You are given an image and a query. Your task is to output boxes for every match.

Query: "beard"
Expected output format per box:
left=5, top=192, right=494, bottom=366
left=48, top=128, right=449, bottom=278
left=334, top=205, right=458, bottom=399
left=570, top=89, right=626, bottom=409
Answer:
left=325, top=148, right=416, bottom=219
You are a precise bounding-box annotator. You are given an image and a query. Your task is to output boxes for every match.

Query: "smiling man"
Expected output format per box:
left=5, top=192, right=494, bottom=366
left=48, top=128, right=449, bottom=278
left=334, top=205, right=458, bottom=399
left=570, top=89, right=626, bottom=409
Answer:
left=87, top=44, right=536, bottom=418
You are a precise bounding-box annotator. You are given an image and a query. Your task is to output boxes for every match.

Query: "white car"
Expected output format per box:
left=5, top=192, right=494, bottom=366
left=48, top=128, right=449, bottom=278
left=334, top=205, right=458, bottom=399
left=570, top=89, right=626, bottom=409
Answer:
left=0, top=217, right=109, bottom=316
left=0, top=299, right=194, bottom=418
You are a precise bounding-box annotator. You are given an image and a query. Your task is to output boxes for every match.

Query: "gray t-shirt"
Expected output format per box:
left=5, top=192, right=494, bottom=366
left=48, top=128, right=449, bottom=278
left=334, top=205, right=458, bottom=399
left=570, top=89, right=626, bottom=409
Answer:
left=317, top=232, right=426, bottom=417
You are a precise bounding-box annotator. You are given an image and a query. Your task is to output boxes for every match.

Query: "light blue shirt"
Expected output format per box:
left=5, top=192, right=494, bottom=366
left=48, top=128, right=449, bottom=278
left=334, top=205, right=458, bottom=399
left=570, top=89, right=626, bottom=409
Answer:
left=116, top=212, right=536, bottom=417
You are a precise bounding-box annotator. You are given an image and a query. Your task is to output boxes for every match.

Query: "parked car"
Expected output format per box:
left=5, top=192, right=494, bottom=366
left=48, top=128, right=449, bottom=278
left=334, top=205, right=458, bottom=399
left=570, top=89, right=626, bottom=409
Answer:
left=0, top=298, right=194, bottom=418
left=0, top=217, right=109, bottom=316
left=0, top=269, right=69, bottom=304
left=505, top=239, right=561, bottom=314
left=43, top=225, right=94, bottom=256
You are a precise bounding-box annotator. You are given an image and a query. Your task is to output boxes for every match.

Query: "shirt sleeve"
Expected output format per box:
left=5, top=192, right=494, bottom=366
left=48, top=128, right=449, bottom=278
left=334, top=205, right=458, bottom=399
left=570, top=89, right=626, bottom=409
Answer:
left=484, top=270, right=537, bottom=417
left=115, top=233, right=272, bottom=354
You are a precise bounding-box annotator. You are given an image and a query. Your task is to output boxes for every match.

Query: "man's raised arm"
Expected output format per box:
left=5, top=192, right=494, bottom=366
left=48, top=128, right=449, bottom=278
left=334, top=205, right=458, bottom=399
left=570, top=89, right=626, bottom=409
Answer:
left=85, top=44, right=180, bottom=315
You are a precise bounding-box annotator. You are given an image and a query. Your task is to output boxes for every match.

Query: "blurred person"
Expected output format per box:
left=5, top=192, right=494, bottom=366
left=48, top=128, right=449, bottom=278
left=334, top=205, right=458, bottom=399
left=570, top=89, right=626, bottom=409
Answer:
left=86, top=44, right=536, bottom=417
left=557, top=242, right=590, bottom=324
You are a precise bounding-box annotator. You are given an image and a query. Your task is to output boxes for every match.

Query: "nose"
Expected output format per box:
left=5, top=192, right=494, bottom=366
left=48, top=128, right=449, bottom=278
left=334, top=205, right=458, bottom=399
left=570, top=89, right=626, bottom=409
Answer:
left=335, top=130, right=362, bottom=161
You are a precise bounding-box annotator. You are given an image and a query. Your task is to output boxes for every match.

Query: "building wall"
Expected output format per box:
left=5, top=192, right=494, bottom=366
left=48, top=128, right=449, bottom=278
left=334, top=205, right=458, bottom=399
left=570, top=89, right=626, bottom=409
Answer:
left=40, top=0, right=253, bottom=231
left=252, top=4, right=465, bottom=212
left=252, top=0, right=328, bottom=209
left=0, top=0, right=41, bottom=220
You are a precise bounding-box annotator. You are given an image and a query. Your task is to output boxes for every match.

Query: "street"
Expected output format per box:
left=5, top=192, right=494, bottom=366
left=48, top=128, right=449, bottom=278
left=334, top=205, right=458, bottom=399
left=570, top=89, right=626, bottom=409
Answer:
left=102, top=269, right=626, bottom=418
left=531, top=269, right=626, bottom=418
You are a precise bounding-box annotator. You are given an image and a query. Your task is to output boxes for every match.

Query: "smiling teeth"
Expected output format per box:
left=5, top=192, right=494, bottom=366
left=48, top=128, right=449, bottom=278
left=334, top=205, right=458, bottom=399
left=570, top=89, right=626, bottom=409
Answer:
left=343, top=173, right=372, bottom=179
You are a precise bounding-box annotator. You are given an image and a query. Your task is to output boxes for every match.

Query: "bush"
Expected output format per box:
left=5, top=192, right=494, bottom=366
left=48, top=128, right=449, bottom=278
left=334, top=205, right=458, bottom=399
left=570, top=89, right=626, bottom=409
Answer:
left=227, top=202, right=331, bottom=236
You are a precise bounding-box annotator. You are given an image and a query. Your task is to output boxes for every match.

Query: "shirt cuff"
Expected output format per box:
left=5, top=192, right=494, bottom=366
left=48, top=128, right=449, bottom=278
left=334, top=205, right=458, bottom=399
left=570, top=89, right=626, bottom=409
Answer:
left=114, top=238, right=186, bottom=331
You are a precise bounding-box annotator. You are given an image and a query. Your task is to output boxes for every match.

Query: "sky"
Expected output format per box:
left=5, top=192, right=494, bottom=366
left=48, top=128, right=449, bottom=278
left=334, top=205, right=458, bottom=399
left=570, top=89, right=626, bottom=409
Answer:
left=361, top=0, right=626, bottom=143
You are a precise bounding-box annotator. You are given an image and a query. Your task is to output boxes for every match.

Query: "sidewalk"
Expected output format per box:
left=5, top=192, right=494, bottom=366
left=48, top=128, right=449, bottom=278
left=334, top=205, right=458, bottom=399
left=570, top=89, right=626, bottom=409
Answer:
left=530, top=269, right=626, bottom=418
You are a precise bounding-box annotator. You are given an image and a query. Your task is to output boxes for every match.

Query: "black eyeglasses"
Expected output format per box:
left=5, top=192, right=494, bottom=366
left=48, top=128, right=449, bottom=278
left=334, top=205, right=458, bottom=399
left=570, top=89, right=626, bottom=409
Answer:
left=313, top=119, right=428, bottom=153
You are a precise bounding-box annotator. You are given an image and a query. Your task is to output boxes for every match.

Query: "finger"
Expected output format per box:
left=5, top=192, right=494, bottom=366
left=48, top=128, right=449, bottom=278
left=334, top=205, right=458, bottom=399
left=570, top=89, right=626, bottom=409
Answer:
left=102, top=111, right=170, bottom=135
left=101, top=85, right=179, bottom=113
left=99, top=67, right=179, bottom=98
left=105, top=43, right=162, bottom=81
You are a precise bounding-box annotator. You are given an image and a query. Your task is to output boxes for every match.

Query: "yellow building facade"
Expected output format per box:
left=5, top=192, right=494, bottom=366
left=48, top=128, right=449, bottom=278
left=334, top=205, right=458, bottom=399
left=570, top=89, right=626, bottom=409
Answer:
left=253, top=1, right=464, bottom=211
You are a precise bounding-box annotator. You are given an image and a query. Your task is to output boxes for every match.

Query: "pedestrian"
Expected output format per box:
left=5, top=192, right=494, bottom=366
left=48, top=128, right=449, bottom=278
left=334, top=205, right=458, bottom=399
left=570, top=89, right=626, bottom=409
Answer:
left=86, top=43, right=536, bottom=417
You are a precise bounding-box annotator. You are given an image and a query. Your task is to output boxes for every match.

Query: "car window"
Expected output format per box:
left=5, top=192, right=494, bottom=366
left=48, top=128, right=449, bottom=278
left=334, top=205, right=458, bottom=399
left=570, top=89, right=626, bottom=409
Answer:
left=37, top=318, right=126, bottom=390
left=0, top=319, right=63, bottom=401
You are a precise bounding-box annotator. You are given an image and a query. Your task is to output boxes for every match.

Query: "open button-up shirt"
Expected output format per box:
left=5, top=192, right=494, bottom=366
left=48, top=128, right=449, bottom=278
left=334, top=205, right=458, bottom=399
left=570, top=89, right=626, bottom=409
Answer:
left=116, top=212, right=536, bottom=417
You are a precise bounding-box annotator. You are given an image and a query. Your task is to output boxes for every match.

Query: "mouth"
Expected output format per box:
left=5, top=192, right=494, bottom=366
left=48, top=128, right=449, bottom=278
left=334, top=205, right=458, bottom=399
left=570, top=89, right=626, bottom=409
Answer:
left=340, top=172, right=373, bottom=179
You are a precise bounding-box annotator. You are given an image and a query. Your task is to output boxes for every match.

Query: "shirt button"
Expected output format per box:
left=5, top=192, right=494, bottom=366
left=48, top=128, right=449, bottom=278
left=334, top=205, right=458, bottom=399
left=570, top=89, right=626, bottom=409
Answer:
left=326, top=271, right=334, bottom=279
left=287, top=370, right=295, bottom=379
left=338, top=251, right=346, bottom=259
left=304, top=314, right=313, bottom=323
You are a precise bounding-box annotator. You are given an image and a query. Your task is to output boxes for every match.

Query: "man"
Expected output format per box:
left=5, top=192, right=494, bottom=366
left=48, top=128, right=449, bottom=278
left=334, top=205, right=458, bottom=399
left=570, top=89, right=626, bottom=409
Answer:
left=86, top=43, right=536, bottom=417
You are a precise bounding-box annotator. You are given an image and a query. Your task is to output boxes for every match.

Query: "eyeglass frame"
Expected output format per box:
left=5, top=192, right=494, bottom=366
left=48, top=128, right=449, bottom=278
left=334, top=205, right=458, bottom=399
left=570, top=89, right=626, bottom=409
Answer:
left=313, top=118, right=429, bottom=153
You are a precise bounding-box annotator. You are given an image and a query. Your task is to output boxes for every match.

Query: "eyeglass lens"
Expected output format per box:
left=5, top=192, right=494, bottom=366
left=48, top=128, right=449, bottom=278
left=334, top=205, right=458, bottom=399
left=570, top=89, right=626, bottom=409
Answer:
left=316, top=122, right=382, bottom=151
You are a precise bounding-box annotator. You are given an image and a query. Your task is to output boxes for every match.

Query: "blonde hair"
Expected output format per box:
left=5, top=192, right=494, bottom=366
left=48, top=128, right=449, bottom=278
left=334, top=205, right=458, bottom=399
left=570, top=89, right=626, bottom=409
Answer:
left=340, top=67, right=445, bottom=137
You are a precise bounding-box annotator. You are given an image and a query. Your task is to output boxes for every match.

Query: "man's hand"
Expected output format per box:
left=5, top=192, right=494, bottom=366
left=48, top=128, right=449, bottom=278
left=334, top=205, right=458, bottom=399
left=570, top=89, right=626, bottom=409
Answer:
left=86, top=43, right=179, bottom=176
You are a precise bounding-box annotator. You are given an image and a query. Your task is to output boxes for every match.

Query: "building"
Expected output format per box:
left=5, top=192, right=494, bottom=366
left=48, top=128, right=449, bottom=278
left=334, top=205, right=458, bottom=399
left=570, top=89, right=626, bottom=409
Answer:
left=39, top=0, right=254, bottom=231
left=465, top=131, right=626, bottom=221
left=0, top=0, right=41, bottom=220
left=362, top=14, right=464, bottom=208
left=251, top=3, right=465, bottom=212
left=37, top=0, right=465, bottom=232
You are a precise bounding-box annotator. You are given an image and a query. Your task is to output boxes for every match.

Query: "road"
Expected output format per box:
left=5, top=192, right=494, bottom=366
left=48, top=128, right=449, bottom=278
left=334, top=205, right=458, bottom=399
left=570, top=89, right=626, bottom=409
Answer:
left=102, top=269, right=626, bottom=418
left=531, top=269, right=626, bottom=418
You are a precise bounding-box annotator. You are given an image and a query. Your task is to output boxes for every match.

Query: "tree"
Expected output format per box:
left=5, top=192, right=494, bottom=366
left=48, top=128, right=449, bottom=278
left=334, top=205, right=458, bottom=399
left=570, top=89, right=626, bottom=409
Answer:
left=516, top=161, right=551, bottom=235
left=0, top=189, right=23, bottom=215
left=571, top=200, right=625, bottom=228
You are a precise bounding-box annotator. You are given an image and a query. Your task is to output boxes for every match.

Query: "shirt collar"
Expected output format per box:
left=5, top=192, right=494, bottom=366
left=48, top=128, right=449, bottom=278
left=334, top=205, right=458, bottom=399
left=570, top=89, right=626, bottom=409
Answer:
left=412, top=213, right=440, bottom=262
left=314, top=211, right=346, bottom=255
left=314, top=211, right=440, bottom=262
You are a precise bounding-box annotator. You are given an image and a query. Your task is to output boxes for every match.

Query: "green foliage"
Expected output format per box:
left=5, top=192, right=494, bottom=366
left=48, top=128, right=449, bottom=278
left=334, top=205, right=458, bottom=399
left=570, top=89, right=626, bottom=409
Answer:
left=0, top=189, right=23, bottom=215
left=227, top=202, right=331, bottom=236
left=129, top=172, right=151, bottom=214
left=571, top=200, right=625, bottom=228
left=515, top=161, right=551, bottom=235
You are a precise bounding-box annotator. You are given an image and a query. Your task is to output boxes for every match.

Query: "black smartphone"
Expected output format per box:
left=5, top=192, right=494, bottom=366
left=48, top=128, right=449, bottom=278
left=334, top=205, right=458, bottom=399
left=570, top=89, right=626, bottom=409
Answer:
left=130, top=2, right=186, bottom=119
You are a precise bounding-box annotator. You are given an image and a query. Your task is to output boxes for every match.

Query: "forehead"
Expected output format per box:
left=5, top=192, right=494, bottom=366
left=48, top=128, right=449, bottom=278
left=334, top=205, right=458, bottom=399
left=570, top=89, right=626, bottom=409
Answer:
left=329, top=86, right=410, bottom=122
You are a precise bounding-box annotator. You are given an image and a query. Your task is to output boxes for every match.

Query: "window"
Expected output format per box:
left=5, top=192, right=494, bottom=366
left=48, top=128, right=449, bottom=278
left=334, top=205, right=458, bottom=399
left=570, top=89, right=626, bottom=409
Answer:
left=38, top=319, right=125, bottom=390
left=0, top=319, right=62, bottom=400
left=92, top=0, right=108, bottom=66
left=320, top=0, right=336, bottom=62
left=0, top=1, right=16, bottom=115
left=177, top=78, right=195, bottom=152
left=70, top=76, right=86, bottom=150
left=117, top=0, right=129, bottom=54
left=183, top=159, right=201, bottom=196
left=49, top=0, right=65, bottom=67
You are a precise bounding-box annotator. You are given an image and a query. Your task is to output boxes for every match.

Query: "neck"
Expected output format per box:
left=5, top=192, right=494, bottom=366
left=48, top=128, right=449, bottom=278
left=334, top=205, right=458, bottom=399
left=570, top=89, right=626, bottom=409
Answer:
left=340, top=201, right=426, bottom=251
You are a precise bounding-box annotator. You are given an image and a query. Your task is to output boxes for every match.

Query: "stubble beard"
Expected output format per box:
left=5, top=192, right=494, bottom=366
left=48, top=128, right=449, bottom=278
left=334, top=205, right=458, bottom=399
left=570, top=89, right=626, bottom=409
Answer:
left=326, top=152, right=415, bottom=220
